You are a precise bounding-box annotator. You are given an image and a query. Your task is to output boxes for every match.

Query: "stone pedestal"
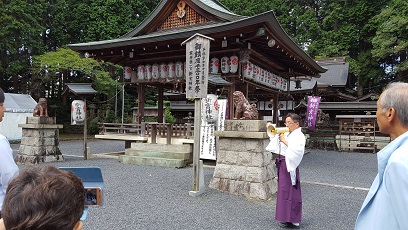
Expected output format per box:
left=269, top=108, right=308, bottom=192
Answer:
left=17, top=116, right=64, bottom=164
left=209, top=120, right=277, bottom=200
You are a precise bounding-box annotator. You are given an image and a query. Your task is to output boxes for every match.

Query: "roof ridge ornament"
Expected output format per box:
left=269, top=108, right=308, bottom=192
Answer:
left=177, top=0, right=186, bottom=19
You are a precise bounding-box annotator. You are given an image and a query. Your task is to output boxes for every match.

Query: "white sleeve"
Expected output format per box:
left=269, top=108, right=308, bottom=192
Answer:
left=285, top=130, right=306, bottom=173
left=0, top=138, right=19, bottom=193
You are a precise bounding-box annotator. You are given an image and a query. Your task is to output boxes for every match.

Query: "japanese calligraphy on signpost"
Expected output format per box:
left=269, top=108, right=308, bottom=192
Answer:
left=184, top=35, right=211, bottom=99
left=200, top=96, right=227, bottom=160
left=306, top=96, right=321, bottom=130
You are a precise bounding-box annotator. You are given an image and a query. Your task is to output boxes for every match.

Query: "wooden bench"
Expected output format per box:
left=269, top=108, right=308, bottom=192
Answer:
left=96, top=122, right=194, bottom=147
left=99, top=123, right=141, bottom=134
left=95, top=134, right=148, bottom=148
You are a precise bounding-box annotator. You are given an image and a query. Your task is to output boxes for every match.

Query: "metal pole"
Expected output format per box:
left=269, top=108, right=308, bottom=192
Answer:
left=121, top=81, right=125, bottom=126
left=115, top=76, right=118, bottom=116
left=83, top=98, right=88, bottom=160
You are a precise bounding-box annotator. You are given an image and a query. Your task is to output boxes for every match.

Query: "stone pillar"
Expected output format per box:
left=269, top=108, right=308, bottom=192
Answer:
left=17, top=117, right=64, bottom=164
left=209, top=120, right=277, bottom=200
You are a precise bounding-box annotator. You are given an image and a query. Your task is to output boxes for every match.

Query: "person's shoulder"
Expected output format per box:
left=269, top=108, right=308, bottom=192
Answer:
left=0, top=134, right=8, bottom=143
left=294, top=127, right=305, bottom=135
left=389, top=142, right=408, bottom=164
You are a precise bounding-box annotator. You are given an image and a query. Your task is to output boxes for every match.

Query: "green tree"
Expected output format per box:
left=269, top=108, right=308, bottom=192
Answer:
left=0, top=0, right=46, bottom=92
left=32, top=48, right=119, bottom=96
left=371, top=0, right=408, bottom=81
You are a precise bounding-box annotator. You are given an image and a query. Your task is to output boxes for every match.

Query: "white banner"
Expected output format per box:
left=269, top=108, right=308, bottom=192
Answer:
left=200, top=98, right=227, bottom=160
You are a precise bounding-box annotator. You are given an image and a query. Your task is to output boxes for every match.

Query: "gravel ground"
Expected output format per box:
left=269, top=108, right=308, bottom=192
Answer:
left=10, top=141, right=378, bottom=230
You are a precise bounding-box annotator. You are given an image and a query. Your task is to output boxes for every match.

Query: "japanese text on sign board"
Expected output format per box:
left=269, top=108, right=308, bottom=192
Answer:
left=306, top=96, right=321, bottom=130
left=185, top=35, right=210, bottom=98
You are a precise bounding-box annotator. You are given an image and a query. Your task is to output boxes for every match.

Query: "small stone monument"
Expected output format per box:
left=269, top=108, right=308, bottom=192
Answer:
left=17, top=98, right=64, bottom=164
left=209, top=120, right=277, bottom=200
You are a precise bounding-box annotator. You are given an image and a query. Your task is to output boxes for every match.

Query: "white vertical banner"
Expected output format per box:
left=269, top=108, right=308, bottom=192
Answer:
left=199, top=98, right=227, bottom=160
left=200, top=95, right=218, bottom=160
left=216, top=99, right=227, bottom=132
left=182, top=34, right=213, bottom=99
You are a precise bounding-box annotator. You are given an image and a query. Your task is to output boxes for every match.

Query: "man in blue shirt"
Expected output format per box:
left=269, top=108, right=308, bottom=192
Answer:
left=0, top=88, right=19, bottom=218
left=355, top=82, right=408, bottom=229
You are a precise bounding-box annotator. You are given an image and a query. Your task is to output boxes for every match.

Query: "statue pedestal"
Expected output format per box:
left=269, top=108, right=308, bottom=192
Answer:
left=209, top=120, right=277, bottom=200
left=17, top=116, right=64, bottom=164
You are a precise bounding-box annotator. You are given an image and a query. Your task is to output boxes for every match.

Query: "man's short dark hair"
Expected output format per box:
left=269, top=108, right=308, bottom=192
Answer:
left=0, top=88, right=4, bottom=103
left=286, top=113, right=303, bottom=126
left=2, top=166, right=85, bottom=230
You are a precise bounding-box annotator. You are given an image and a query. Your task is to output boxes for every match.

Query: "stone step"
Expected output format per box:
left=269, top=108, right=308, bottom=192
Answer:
left=118, top=155, right=187, bottom=168
left=124, top=150, right=191, bottom=160
left=129, top=142, right=192, bottom=153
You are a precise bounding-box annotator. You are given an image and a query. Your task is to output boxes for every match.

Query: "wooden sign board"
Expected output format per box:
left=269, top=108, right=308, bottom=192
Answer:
left=182, top=34, right=213, bottom=99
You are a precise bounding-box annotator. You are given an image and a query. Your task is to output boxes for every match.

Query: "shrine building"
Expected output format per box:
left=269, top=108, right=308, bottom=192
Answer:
left=68, top=0, right=326, bottom=124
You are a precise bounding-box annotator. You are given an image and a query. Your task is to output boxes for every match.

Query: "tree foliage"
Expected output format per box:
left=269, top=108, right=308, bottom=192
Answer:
left=32, top=48, right=119, bottom=95
left=220, top=0, right=400, bottom=95
left=371, top=0, right=408, bottom=79
left=1, top=0, right=407, bottom=98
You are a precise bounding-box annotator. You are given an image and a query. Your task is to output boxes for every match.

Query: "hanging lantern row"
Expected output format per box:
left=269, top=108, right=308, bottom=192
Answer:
left=123, top=56, right=286, bottom=92
left=124, top=62, right=186, bottom=83
left=242, top=62, right=287, bottom=91
left=209, top=55, right=239, bottom=74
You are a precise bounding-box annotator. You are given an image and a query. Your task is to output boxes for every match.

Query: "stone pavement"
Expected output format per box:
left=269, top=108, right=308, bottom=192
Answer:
left=10, top=140, right=377, bottom=230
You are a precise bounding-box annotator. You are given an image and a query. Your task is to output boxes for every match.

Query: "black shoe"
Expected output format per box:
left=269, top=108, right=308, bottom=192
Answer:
left=278, top=222, right=290, bottom=228
left=278, top=222, right=300, bottom=229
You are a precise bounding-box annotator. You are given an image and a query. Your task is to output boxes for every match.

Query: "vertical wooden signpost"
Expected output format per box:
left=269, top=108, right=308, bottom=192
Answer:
left=182, top=33, right=213, bottom=196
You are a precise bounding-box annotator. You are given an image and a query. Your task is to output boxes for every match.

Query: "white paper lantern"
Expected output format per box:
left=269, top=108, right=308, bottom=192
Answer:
left=276, top=76, right=282, bottom=90
left=145, top=64, right=152, bottom=80
left=243, top=62, right=251, bottom=79
left=249, top=63, right=254, bottom=79
left=253, top=65, right=260, bottom=82
left=267, top=72, right=272, bottom=84
left=272, top=74, right=277, bottom=87
left=131, top=70, right=137, bottom=83
left=282, top=79, right=287, bottom=90
left=220, top=56, right=230, bottom=74
left=152, top=63, right=159, bottom=79
left=229, top=55, right=239, bottom=74
left=168, top=62, right=175, bottom=80
left=209, top=57, right=219, bottom=74
left=160, top=63, right=168, bottom=79
left=71, top=100, right=86, bottom=124
left=175, top=61, right=184, bottom=79
left=260, top=68, right=265, bottom=83
left=137, top=65, right=145, bottom=80
left=124, top=66, right=132, bottom=79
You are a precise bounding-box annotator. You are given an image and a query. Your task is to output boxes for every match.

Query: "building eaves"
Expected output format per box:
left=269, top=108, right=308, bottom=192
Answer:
left=68, top=11, right=325, bottom=74
left=320, top=102, right=377, bottom=111
left=316, top=62, right=349, bottom=87
left=65, top=83, right=98, bottom=95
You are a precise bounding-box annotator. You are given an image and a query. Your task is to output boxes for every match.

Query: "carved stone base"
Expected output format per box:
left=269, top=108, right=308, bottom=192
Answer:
left=17, top=118, right=64, bottom=165
left=210, top=120, right=277, bottom=200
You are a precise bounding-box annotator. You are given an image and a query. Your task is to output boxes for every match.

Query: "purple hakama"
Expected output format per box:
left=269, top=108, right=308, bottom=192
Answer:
left=275, top=155, right=302, bottom=223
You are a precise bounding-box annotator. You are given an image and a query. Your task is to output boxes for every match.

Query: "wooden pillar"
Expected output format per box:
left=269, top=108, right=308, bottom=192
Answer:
left=137, top=84, right=145, bottom=124
left=273, top=93, right=279, bottom=125
left=242, top=83, right=249, bottom=98
left=228, top=84, right=235, bottom=120
left=158, top=85, right=164, bottom=123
